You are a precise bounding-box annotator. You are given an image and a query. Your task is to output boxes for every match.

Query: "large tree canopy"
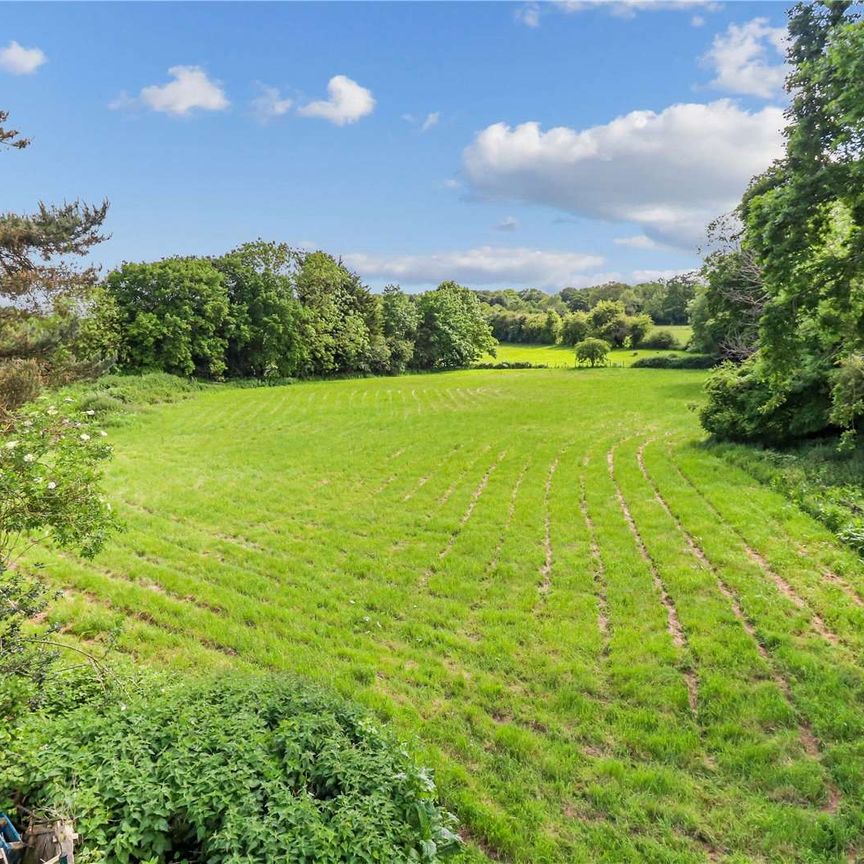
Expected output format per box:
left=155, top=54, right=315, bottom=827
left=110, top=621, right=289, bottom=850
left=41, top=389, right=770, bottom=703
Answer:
left=701, top=2, right=864, bottom=445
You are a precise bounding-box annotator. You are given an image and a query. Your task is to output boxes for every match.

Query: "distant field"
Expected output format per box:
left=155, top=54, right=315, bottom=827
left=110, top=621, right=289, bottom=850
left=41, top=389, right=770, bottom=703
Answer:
left=652, top=323, right=693, bottom=344
left=36, top=369, right=864, bottom=863
left=484, top=342, right=689, bottom=368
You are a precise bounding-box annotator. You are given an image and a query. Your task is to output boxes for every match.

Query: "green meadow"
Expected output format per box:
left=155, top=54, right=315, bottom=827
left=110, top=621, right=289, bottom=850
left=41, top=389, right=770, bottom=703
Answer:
left=36, top=367, right=864, bottom=863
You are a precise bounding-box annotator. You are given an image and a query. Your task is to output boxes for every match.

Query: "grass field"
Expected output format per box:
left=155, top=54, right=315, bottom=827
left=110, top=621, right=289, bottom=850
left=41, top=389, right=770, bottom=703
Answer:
left=33, top=368, right=864, bottom=863
left=482, top=343, right=690, bottom=368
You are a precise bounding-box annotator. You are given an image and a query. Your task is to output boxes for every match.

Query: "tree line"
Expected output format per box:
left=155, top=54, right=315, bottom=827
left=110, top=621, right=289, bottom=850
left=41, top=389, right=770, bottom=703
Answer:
left=694, top=1, right=864, bottom=448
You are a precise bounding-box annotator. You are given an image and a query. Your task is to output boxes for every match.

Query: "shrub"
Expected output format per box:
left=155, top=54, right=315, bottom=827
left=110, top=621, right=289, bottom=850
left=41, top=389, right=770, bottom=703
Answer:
left=632, top=354, right=717, bottom=369
left=639, top=330, right=681, bottom=351
left=0, top=358, right=42, bottom=414
left=574, top=338, right=610, bottom=367
left=700, top=357, right=832, bottom=445
left=1, top=674, right=462, bottom=863
left=559, top=312, right=589, bottom=346
left=0, top=401, right=118, bottom=720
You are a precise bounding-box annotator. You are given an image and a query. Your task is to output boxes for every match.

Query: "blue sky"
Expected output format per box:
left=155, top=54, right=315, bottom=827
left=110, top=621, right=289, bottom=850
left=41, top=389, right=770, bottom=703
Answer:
left=2, top=1, right=791, bottom=291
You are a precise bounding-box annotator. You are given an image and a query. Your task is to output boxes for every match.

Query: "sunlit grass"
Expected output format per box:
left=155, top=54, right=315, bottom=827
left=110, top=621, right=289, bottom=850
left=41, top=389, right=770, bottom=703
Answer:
left=482, top=341, right=690, bottom=368
left=31, top=368, right=864, bottom=863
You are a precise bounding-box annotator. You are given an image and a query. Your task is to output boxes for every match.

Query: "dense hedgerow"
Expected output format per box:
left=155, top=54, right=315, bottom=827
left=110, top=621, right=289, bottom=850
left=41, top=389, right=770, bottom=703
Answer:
left=637, top=330, right=682, bottom=351
left=473, top=361, right=547, bottom=369
left=632, top=354, right=717, bottom=369
left=1, top=674, right=461, bottom=864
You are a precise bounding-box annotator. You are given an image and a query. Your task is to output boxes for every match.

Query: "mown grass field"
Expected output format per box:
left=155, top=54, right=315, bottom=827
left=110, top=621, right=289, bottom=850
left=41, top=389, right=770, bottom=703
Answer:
left=34, top=368, right=864, bottom=863
left=483, top=343, right=690, bottom=368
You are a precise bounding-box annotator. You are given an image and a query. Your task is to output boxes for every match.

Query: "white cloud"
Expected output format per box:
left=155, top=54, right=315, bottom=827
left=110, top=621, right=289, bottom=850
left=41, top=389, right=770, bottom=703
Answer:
left=519, top=1, right=720, bottom=26
left=462, top=99, right=784, bottom=248
left=495, top=216, right=519, bottom=232
left=0, top=41, right=46, bottom=75
left=515, top=3, right=541, bottom=27
left=704, top=18, right=788, bottom=98
left=298, top=75, right=375, bottom=126
left=421, top=111, right=440, bottom=132
left=691, top=14, right=705, bottom=27
left=251, top=84, right=293, bottom=123
left=113, top=65, right=229, bottom=115
left=343, top=246, right=605, bottom=288
left=614, top=234, right=658, bottom=250
left=443, top=178, right=462, bottom=190
left=559, top=0, right=720, bottom=17
left=632, top=267, right=695, bottom=281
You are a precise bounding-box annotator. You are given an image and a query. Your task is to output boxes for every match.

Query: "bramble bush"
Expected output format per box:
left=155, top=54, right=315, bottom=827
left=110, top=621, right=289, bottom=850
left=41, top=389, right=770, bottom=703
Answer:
left=2, top=674, right=462, bottom=864
left=0, top=399, right=118, bottom=720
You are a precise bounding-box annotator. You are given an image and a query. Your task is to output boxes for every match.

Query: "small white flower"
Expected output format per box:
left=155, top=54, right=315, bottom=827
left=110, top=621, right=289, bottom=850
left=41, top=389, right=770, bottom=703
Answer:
left=47, top=481, right=56, bottom=490
left=79, top=433, right=91, bottom=442
left=63, top=397, right=73, bottom=403
left=47, top=406, right=58, bottom=416
left=4, top=440, right=18, bottom=449
left=99, top=430, right=108, bottom=438
left=23, top=420, right=32, bottom=428
left=23, top=453, right=35, bottom=463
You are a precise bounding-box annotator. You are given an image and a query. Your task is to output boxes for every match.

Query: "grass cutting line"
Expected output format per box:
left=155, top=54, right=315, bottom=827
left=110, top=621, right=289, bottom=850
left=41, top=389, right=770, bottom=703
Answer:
left=607, top=444, right=699, bottom=714
left=579, top=477, right=610, bottom=651
left=636, top=439, right=842, bottom=817
left=670, top=454, right=845, bottom=651
left=538, top=447, right=568, bottom=596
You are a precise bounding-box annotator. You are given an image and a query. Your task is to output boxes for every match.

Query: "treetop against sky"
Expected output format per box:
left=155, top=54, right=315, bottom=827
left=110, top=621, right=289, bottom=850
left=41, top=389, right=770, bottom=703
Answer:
left=2, top=0, right=791, bottom=291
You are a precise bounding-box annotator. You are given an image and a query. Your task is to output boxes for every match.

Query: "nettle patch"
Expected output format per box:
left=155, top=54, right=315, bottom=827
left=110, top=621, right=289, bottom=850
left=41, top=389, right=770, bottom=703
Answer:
left=2, top=674, right=460, bottom=863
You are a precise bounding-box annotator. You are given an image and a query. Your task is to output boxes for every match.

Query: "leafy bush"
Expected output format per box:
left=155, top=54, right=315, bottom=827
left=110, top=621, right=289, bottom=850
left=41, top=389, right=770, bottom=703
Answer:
left=0, top=358, right=43, bottom=414
left=2, top=674, right=461, bottom=864
left=574, top=338, right=610, bottom=367
left=0, top=400, right=118, bottom=720
left=558, top=311, right=589, bottom=346
left=638, top=330, right=681, bottom=351
left=700, top=357, right=832, bottom=445
left=632, top=354, right=717, bottom=369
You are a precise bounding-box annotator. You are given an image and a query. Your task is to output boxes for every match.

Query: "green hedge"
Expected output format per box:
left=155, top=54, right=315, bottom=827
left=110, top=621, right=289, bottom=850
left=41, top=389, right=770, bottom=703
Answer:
left=632, top=353, right=717, bottom=369
left=2, top=674, right=461, bottom=863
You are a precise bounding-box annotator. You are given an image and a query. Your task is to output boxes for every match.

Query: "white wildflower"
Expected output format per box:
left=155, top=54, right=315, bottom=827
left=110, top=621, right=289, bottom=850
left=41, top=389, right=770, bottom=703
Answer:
left=80, top=433, right=91, bottom=442
left=99, top=430, right=108, bottom=438
left=85, top=409, right=95, bottom=416
left=4, top=440, right=18, bottom=449
left=47, top=481, right=56, bottom=490
left=23, top=453, right=35, bottom=463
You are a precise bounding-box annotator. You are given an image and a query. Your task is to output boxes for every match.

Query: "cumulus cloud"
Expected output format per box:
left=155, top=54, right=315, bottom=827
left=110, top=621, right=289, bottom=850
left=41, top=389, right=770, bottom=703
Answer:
left=703, top=17, right=788, bottom=98
left=495, top=216, right=519, bottom=232
left=0, top=41, right=46, bottom=75
left=251, top=84, right=293, bottom=123
left=298, top=75, right=375, bottom=126
left=112, top=66, right=229, bottom=115
left=342, top=246, right=605, bottom=288
left=462, top=99, right=784, bottom=248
